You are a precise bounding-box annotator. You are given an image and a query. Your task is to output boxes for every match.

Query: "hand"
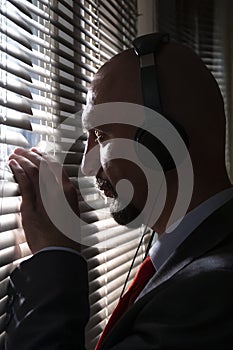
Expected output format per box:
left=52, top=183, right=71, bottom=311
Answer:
left=8, top=148, right=81, bottom=254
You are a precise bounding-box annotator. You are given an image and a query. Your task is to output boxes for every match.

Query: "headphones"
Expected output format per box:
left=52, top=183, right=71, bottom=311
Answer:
left=132, top=32, right=189, bottom=172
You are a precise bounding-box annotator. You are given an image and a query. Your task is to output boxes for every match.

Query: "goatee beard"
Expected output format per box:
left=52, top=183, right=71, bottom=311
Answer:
left=96, top=177, right=142, bottom=228
left=110, top=198, right=141, bottom=228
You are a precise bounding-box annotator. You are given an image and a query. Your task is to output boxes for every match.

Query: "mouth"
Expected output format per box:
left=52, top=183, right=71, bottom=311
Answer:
left=96, top=178, right=117, bottom=198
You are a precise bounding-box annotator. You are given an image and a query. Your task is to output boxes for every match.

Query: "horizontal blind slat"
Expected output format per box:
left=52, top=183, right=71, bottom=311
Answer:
left=0, top=228, right=24, bottom=250
left=0, top=197, right=21, bottom=214
left=0, top=128, right=30, bottom=148
left=0, top=243, right=31, bottom=269
left=0, top=332, right=5, bottom=349
left=0, top=2, right=32, bottom=34
left=0, top=213, right=19, bottom=233
left=0, top=246, right=20, bottom=268
left=0, top=19, right=32, bottom=50
left=0, top=75, right=32, bottom=99
left=0, top=113, right=32, bottom=131
left=0, top=296, right=8, bottom=316
left=0, top=278, right=9, bottom=300
left=0, top=182, right=19, bottom=197
left=0, top=263, right=15, bottom=283
left=0, top=314, right=6, bottom=334
left=0, top=40, right=32, bottom=67
left=0, top=59, right=32, bottom=82
left=8, top=0, right=32, bottom=19
left=0, top=91, right=32, bottom=115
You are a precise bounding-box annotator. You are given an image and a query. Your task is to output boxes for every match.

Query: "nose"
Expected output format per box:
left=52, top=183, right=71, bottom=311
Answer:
left=81, top=136, right=102, bottom=176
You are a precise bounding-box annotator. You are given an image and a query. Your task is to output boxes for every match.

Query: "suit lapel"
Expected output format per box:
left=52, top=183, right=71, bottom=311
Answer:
left=137, top=197, right=233, bottom=300
left=100, top=198, right=233, bottom=350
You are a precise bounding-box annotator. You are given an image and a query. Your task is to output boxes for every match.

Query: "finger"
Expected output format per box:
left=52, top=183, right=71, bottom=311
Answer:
left=14, top=148, right=64, bottom=182
left=13, top=147, right=42, bottom=168
left=9, top=153, right=39, bottom=177
left=31, top=148, right=71, bottom=188
left=9, top=153, right=42, bottom=198
left=30, top=147, right=43, bottom=156
left=8, top=159, right=35, bottom=208
left=12, top=148, right=64, bottom=185
left=9, top=153, right=61, bottom=213
left=12, top=148, right=72, bottom=192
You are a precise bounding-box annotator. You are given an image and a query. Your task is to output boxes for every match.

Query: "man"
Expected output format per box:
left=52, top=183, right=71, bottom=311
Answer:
left=5, top=36, right=233, bottom=349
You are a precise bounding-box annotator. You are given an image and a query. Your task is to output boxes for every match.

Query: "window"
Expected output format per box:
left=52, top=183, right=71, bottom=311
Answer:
left=157, top=0, right=233, bottom=181
left=0, top=1, right=150, bottom=349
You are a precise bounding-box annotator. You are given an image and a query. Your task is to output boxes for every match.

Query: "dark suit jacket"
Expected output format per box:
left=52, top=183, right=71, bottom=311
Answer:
left=4, top=198, right=233, bottom=349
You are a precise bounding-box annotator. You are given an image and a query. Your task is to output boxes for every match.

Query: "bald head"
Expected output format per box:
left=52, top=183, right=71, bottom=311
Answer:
left=156, top=43, right=226, bottom=137
left=90, top=42, right=227, bottom=169
left=92, top=43, right=224, bottom=115
left=91, top=49, right=142, bottom=105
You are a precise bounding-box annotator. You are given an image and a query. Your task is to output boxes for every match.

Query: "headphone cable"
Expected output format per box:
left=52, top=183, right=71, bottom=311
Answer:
left=119, top=177, right=164, bottom=298
left=120, top=224, right=151, bottom=298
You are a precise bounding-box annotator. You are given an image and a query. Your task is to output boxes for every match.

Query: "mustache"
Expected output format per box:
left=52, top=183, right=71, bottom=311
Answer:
left=96, top=177, right=117, bottom=197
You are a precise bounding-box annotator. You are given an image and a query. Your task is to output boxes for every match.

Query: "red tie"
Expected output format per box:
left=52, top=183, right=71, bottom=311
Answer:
left=95, top=256, right=155, bottom=350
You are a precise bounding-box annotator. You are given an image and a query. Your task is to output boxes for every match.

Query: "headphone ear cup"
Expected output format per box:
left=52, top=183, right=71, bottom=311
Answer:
left=134, top=116, right=189, bottom=172
left=135, top=128, right=175, bottom=172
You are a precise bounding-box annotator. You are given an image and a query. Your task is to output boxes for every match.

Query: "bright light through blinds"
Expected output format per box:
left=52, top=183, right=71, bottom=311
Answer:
left=0, top=1, right=144, bottom=349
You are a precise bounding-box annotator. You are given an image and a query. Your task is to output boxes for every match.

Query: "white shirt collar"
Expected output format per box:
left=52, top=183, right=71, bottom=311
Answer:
left=149, top=186, right=233, bottom=271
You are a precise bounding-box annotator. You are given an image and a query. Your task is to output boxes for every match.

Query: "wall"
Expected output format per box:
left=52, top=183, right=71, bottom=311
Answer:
left=137, top=0, right=157, bottom=36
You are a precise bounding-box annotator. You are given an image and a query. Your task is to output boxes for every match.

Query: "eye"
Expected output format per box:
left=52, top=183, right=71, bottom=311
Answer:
left=94, top=129, right=104, bottom=143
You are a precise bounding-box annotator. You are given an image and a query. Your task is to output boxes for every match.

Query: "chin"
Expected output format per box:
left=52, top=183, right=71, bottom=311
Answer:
left=110, top=198, right=142, bottom=228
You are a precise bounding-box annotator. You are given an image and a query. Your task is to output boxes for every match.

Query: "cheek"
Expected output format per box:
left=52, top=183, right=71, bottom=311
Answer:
left=100, top=140, right=146, bottom=181
left=99, top=139, right=139, bottom=170
left=99, top=140, right=151, bottom=206
left=103, top=157, right=148, bottom=205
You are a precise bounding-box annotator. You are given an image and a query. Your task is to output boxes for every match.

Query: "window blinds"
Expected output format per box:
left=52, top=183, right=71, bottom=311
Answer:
left=157, top=0, right=233, bottom=178
left=0, top=1, right=145, bottom=349
left=157, top=1, right=223, bottom=92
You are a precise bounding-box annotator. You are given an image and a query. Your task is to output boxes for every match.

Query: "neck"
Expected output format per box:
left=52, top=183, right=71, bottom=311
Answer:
left=151, top=168, right=232, bottom=235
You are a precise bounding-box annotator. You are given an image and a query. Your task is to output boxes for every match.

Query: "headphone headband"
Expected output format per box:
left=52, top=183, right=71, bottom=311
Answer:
left=132, top=32, right=170, bottom=57
left=132, top=33, right=189, bottom=172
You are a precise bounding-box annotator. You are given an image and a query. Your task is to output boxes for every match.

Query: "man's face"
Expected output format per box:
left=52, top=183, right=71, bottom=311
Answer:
left=81, top=90, right=148, bottom=227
